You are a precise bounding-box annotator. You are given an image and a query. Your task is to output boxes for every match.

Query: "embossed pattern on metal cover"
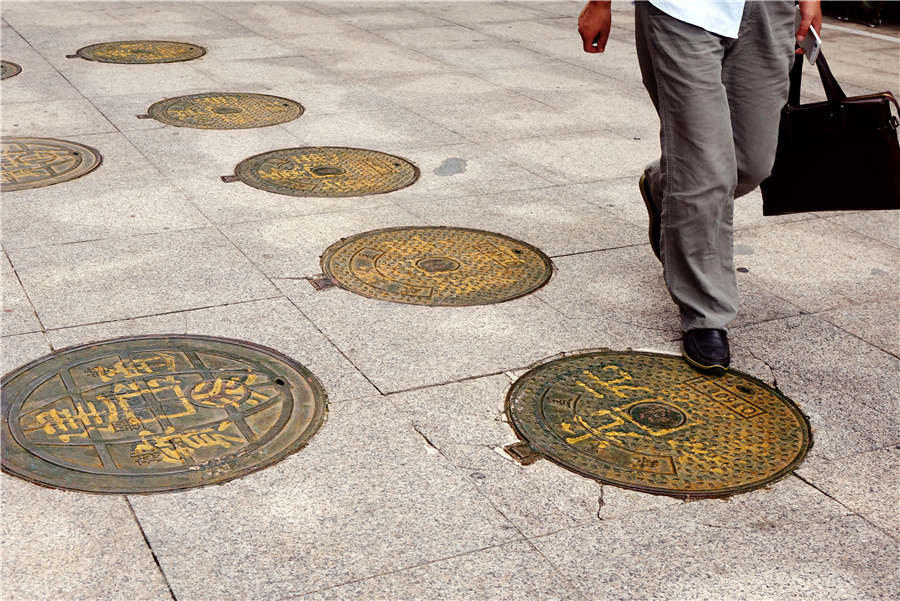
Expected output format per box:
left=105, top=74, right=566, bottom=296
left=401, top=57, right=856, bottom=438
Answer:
left=1, top=335, right=327, bottom=494
left=75, top=40, right=205, bottom=64
left=321, top=226, right=553, bottom=306
left=148, top=93, right=304, bottom=129
left=1, top=60, right=22, bottom=80
left=1, top=137, right=102, bottom=192
left=506, top=350, right=812, bottom=498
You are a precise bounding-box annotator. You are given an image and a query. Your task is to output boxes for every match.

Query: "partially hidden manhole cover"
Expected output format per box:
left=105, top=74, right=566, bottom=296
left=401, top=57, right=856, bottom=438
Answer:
left=74, top=40, right=205, bottom=64
left=232, top=146, right=419, bottom=197
left=506, top=350, right=811, bottom=498
left=321, top=226, right=553, bottom=306
left=147, top=92, right=304, bottom=129
left=1, top=335, right=327, bottom=494
left=1, top=137, right=102, bottom=192
left=1, top=60, right=22, bottom=80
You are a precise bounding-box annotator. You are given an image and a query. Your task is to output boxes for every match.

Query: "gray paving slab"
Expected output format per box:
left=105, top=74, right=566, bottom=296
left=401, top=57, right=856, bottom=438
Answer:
left=359, top=72, right=521, bottom=111
left=300, top=38, right=451, bottom=80
left=377, top=24, right=495, bottom=52
left=0, top=96, right=114, bottom=138
left=1, top=253, right=41, bottom=336
left=1, top=476, right=172, bottom=601
left=6, top=227, right=279, bottom=330
left=417, top=1, right=551, bottom=25
left=128, top=397, right=520, bottom=601
left=190, top=54, right=339, bottom=90
left=334, top=7, right=454, bottom=31
left=55, top=60, right=221, bottom=99
left=0, top=45, right=83, bottom=104
left=0, top=331, right=51, bottom=375
left=819, top=300, right=899, bottom=357
left=423, top=45, right=556, bottom=73
left=202, top=2, right=358, bottom=38
left=42, top=297, right=379, bottom=403
left=826, top=210, right=900, bottom=249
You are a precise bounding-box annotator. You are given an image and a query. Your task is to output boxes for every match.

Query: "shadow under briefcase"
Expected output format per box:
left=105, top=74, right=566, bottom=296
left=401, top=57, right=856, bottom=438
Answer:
left=760, top=51, right=900, bottom=216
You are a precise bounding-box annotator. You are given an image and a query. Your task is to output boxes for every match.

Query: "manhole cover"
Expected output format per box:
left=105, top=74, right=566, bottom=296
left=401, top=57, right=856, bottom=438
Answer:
left=147, top=92, right=304, bottom=129
left=506, top=350, right=811, bottom=498
left=1, top=137, right=102, bottom=192
left=1, top=335, right=327, bottom=494
left=232, top=146, right=419, bottom=197
left=1, top=60, right=22, bottom=80
left=74, top=41, right=205, bottom=64
left=321, top=226, right=553, bottom=306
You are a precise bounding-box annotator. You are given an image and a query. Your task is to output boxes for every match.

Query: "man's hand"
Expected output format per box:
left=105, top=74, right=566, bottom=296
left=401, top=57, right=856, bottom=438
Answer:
left=579, top=1, right=612, bottom=53
left=796, top=0, right=822, bottom=54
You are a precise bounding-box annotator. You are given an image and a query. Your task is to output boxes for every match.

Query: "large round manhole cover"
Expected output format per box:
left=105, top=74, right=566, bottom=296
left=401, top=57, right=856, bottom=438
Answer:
left=506, top=350, right=811, bottom=498
left=74, top=41, right=206, bottom=64
left=147, top=92, right=304, bottom=129
left=1, top=137, right=102, bottom=192
left=1, top=60, right=22, bottom=80
left=232, top=146, right=419, bottom=197
left=1, top=335, right=327, bottom=494
left=321, top=226, right=553, bottom=306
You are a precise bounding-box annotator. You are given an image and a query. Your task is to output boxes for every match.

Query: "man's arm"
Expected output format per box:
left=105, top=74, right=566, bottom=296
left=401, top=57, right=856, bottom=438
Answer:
left=578, top=1, right=612, bottom=53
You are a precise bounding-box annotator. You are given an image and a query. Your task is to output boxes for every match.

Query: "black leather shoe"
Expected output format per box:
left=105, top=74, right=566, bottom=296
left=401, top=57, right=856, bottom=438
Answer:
left=639, top=173, right=662, bottom=262
left=682, top=329, right=730, bottom=373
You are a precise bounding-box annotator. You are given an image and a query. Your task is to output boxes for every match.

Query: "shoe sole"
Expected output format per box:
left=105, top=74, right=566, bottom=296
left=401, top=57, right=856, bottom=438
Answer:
left=639, top=173, right=661, bottom=262
left=682, top=351, right=729, bottom=375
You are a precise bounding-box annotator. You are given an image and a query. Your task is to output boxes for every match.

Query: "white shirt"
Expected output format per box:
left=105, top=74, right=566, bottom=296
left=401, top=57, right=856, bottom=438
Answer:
left=648, top=0, right=746, bottom=38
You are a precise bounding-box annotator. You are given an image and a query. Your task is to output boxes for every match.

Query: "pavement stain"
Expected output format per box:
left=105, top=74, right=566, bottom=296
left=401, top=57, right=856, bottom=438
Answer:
left=433, top=157, right=467, bottom=176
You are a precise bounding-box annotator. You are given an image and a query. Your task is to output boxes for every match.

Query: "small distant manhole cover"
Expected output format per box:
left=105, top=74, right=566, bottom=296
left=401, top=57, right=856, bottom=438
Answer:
left=232, top=146, right=419, bottom=197
left=74, top=41, right=205, bottom=64
left=321, top=226, right=553, bottom=306
left=1, top=137, right=102, bottom=192
left=147, top=93, right=304, bottom=129
left=506, top=350, right=811, bottom=498
left=1, top=335, right=327, bottom=494
left=1, top=60, right=22, bottom=80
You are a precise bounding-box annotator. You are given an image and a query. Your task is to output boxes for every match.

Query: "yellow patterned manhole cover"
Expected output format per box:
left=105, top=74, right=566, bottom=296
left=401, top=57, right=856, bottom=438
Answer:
left=506, top=350, right=811, bottom=498
left=1, top=60, right=22, bottom=80
left=1, top=335, right=327, bottom=494
left=231, top=146, right=419, bottom=197
left=73, top=40, right=205, bottom=64
left=321, top=226, right=553, bottom=306
left=1, top=137, right=102, bottom=192
left=147, top=92, right=304, bottom=129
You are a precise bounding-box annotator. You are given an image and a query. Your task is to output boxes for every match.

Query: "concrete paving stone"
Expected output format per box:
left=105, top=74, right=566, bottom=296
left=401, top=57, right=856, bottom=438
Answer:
left=191, top=54, right=340, bottom=89
left=418, top=1, right=551, bottom=25
left=0, top=46, right=83, bottom=104
left=43, top=297, right=380, bottom=404
left=474, top=58, right=616, bottom=97
left=1, top=253, right=41, bottom=337
left=302, top=39, right=451, bottom=80
left=796, top=445, right=900, bottom=536
left=826, top=210, right=900, bottom=249
left=398, top=185, right=645, bottom=257
left=531, top=502, right=900, bottom=601
left=0, top=476, right=172, bottom=601
left=299, top=540, right=579, bottom=601
left=6, top=227, right=279, bottom=330
left=187, top=34, right=321, bottom=62
left=0, top=332, right=50, bottom=376
left=531, top=87, right=661, bottom=141
left=204, top=2, right=359, bottom=37
left=104, top=1, right=224, bottom=25
left=335, top=7, right=455, bottom=30
left=271, top=29, right=387, bottom=55
left=818, top=31, right=900, bottom=74
left=819, top=300, right=899, bottom=357
left=128, top=397, right=521, bottom=601
left=359, top=71, right=518, bottom=109
left=422, top=44, right=556, bottom=72
left=735, top=219, right=899, bottom=313
left=483, top=131, right=659, bottom=185
left=89, top=90, right=204, bottom=133
left=0, top=132, right=212, bottom=249
left=267, top=79, right=403, bottom=116
left=52, top=60, right=221, bottom=98
left=303, top=0, right=410, bottom=15
left=377, top=24, right=495, bottom=51
left=519, top=32, right=643, bottom=86
left=473, top=18, right=580, bottom=43
left=727, top=473, right=854, bottom=526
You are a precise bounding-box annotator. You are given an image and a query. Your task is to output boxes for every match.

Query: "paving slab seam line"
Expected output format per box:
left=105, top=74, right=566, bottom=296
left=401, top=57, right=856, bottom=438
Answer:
left=791, top=474, right=899, bottom=541
left=124, top=497, right=178, bottom=601
left=381, top=368, right=525, bottom=397
left=4, top=225, right=216, bottom=250
left=5, top=252, right=48, bottom=334
left=822, top=22, right=900, bottom=43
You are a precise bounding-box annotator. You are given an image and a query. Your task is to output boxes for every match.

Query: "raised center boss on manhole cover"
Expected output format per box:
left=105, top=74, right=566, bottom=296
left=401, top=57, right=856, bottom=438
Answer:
left=146, top=93, right=304, bottom=129
left=1, top=60, right=22, bottom=80
left=229, top=146, right=419, bottom=197
left=321, top=226, right=554, bottom=306
left=72, top=41, right=206, bottom=64
left=1, top=137, right=102, bottom=192
left=1, top=335, right=327, bottom=494
left=505, top=350, right=811, bottom=498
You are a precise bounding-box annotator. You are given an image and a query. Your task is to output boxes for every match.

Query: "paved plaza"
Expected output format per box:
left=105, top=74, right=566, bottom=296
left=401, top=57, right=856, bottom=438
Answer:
left=1, top=1, right=898, bottom=600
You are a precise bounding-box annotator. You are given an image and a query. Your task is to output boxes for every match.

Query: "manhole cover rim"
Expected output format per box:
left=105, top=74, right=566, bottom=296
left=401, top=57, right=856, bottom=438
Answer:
left=147, top=92, right=305, bottom=129
left=1, top=60, right=22, bottom=80
left=320, top=225, right=555, bottom=307
left=1, top=137, right=103, bottom=192
left=233, top=146, right=421, bottom=197
left=1, top=334, right=328, bottom=495
left=75, top=40, right=207, bottom=63
left=504, top=348, right=813, bottom=499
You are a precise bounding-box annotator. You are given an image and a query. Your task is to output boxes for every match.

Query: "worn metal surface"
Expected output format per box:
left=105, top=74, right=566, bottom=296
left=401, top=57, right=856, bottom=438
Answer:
left=506, top=350, right=811, bottom=498
left=1, top=335, right=327, bottom=494
left=1, top=60, right=22, bottom=80
left=321, top=226, right=553, bottom=306
left=75, top=40, right=205, bottom=64
left=1, top=137, right=102, bottom=192
left=147, top=92, right=304, bottom=129
left=233, top=146, right=419, bottom=197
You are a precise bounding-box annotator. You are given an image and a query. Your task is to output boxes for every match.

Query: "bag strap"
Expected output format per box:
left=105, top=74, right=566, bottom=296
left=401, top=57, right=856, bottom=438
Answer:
left=787, top=50, right=847, bottom=107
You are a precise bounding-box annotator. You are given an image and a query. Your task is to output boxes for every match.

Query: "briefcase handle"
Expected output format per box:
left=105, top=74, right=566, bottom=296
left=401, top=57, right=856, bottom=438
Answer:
left=788, top=50, right=847, bottom=107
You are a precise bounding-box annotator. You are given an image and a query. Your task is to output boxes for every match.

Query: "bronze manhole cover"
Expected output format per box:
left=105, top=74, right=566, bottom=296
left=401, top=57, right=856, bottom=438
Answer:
left=1, top=335, right=327, bottom=494
left=506, top=350, right=811, bottom=498
left=1, top=137, right=102, bottom=192
left=1, top=60, right=22, bottom=80
left=73, top=41, right=205, bottom=64
left=232, top=146, right=419, bottom=197
left=321, top=226, right=553, bottom=306
left=147, top=93, right=304, bottom=129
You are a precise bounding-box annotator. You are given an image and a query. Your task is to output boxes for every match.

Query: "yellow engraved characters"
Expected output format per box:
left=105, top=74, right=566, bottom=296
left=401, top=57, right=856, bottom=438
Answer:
left=130, top=422, right=246, bottom=465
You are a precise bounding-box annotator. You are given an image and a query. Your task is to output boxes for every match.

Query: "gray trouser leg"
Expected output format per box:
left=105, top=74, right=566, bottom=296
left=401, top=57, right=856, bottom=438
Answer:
left=634, top=1, right=795, bottom=331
